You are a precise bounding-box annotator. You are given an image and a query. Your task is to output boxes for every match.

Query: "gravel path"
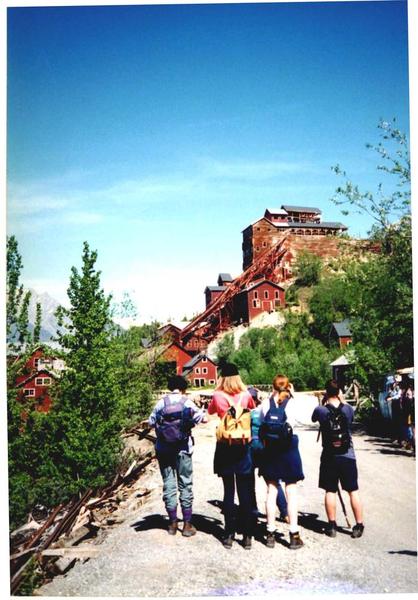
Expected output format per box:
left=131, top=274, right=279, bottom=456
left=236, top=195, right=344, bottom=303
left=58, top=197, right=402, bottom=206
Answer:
left=36, top=394, right=417, bottom=596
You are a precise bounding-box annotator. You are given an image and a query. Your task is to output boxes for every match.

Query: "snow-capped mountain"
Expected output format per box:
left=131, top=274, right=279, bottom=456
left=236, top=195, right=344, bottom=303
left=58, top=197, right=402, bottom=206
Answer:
left=27, top=289, right=64, bottom=342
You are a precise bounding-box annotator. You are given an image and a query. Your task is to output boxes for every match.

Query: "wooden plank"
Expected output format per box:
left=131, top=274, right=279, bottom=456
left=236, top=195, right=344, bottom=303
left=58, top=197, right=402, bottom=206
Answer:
left=41, top=547, right=100, bottom=558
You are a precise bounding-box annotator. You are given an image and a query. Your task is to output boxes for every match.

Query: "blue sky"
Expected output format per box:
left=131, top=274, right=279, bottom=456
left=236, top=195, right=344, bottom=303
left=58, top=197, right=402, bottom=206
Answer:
left=6, top=0, right=411, bottom=324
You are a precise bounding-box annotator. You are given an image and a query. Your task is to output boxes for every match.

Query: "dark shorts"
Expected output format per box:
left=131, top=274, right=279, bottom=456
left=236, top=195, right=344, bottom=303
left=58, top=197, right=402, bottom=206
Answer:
left=319, top=455, right=358, bottom=493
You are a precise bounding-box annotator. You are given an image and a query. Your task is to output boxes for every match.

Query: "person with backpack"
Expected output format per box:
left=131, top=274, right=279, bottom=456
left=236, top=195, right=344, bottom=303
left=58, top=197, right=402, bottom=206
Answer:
left=311, top=379, right=365, bottom=539
left=254, top=374, right=304, bottom=550
left=148, top=375, right=204, bottom=537
left=207, top=363, right=256, bottom=549
left=250, top=404, right=289, bottom=523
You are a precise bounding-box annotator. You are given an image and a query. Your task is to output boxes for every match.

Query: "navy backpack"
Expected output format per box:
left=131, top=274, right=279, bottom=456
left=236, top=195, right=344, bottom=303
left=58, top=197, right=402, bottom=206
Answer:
left=259, top=396, right=293, bottom=450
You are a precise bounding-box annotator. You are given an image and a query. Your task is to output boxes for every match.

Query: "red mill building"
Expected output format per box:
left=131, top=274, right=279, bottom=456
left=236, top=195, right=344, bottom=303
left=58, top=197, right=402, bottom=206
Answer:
left=178, top=205, right=349, bottom=347
left=242, top=206, right=347, bottom=270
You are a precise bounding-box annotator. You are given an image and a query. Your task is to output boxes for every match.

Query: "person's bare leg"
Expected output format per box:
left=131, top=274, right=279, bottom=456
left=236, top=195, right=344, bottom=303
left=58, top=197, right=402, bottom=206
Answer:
left=325, top=491, right=337, bottom=522
left=348, top=490, right=363, bottom=523
left=266, top=481, right=278, bottom=532
left=285, top=483, right=299, bottom=532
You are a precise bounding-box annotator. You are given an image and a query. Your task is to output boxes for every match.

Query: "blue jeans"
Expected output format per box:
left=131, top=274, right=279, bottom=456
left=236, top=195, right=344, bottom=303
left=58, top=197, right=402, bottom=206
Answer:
left=158, top=451, right=193, bottom=511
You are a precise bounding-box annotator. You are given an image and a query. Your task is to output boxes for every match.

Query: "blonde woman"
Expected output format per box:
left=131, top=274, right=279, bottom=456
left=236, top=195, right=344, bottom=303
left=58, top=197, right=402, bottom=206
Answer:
left=256, top=374, right=304, bottom=550
left=207, top=363, right=256, bottom=549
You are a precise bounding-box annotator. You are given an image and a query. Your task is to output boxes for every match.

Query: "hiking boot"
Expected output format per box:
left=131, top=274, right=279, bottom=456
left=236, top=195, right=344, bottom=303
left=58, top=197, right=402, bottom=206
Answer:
left=325, top=521, right=337, bottom=538
left=277, top=513, right=290, bottom=524
left=167, top=519, right=178, bottom=535
left=243, top=535, right=252, bottom=550
left=289, top=531, right=304, bottom=550
left=182, top=521, right=197, bottom=537
left=266, top=531, right=276, bottom=548
left=222, top=534, right=234, bottom=549
left=351, top=523, right=364, bottom=539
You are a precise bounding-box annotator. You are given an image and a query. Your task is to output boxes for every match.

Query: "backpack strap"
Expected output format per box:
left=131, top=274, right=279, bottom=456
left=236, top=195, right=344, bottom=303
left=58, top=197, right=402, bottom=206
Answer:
left=220, top=391, right=242, bottom=407
left=163, top=394, right=171, bottom=409
left=269, top=394, right=289, bottom=421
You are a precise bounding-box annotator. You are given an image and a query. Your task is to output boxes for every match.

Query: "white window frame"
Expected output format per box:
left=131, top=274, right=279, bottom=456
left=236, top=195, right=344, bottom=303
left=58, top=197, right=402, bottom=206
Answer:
left=264, top=290, right=269, bottom=299
left=195, top=368, right=200, bottom=374
left=24, top=388, right=35, bottom=397
left=35, top=377, right=52, bottom=386
left=202, top=367, right=208, bottom=374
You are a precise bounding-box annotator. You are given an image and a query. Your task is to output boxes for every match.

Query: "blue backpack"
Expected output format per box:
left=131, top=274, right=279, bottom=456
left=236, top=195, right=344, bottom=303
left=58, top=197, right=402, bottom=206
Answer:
left=259, top=396, right=293, bottom=450
left=156, top=395, right=194, bottom=444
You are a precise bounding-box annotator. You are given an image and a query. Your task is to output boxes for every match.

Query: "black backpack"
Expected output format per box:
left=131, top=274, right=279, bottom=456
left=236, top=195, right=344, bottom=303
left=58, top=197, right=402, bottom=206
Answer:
left=322, top=403, right=350, bottom=454
left=259, top=396, right=293, bottom=450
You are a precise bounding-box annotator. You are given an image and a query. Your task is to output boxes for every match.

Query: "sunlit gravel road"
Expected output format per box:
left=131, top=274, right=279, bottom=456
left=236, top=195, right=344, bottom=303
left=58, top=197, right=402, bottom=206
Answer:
left=37, top=393, right=417, bottom=596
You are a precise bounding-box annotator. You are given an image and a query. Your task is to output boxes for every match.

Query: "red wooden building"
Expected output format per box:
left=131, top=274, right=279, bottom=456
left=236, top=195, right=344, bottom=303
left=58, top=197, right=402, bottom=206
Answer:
left=182, top=354, right=218, bottom=387
left=233, top=279, right=285, bottom=323
left=242, top=205, right=347, bottom=270
left=160, top=342, right=193, bottom=375
left=14, top=347, right=66, bottom=413
left=16, top=368, right=56, bottom=412
left=204, top=273, right=233, bottom=308
left=158, top=323, right=182, bottom=344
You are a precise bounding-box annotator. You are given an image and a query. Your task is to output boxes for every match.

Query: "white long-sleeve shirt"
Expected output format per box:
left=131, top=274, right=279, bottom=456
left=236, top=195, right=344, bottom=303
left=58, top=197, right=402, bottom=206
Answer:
left=148, top=390, right=205, bottom=454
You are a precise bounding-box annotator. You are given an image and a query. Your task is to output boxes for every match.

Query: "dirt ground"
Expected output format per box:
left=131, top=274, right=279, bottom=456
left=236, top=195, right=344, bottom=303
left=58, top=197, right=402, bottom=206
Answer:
left=36, top=393, right=417, bottom=596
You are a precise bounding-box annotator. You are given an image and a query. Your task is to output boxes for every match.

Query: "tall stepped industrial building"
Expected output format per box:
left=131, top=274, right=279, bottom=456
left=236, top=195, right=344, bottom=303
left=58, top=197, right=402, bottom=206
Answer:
left=157, top=205, right=377, bottom=380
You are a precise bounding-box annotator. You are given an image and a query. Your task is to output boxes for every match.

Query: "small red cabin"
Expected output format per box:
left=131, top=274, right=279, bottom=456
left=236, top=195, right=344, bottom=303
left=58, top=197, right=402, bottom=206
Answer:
left=204, top=286, right=226, bottom=308
left=161, top=342, right=193, bottom=375
left=182, top=354, right=218, bottom=387
left=16, top=368, right=56, bottom=412
left=14, top=347, right=65, bottom=413
left=233, top=279, right=285, bottom=323
left=330, top=320, right=353, bottom=349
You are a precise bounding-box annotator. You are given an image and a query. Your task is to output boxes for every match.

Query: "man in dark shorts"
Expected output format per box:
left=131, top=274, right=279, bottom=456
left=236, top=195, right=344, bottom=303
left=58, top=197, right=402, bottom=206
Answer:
left=312, top=380, right=365, bottom=539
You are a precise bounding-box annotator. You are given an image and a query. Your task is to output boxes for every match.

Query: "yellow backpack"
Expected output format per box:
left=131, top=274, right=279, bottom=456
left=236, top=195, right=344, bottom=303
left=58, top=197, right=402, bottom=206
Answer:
left=216, top=392, right=252, bottom=445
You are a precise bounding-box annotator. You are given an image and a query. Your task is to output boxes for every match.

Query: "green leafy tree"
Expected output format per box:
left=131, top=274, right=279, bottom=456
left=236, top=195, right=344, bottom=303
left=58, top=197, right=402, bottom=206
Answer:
left=109, top=326, right=155, bottom=427
left=332, top=118, right=410, bottom=232
left=215, top=332, right=235, bottom=364
left=293, top=250, right=323, bottom=287
left=6, top=235, right=35, bottom=350
left=50, top=242, right=124, bottom=496
left=328, top=119, right=412, bottom=388
left=33, top=303, right=42, bottom=344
